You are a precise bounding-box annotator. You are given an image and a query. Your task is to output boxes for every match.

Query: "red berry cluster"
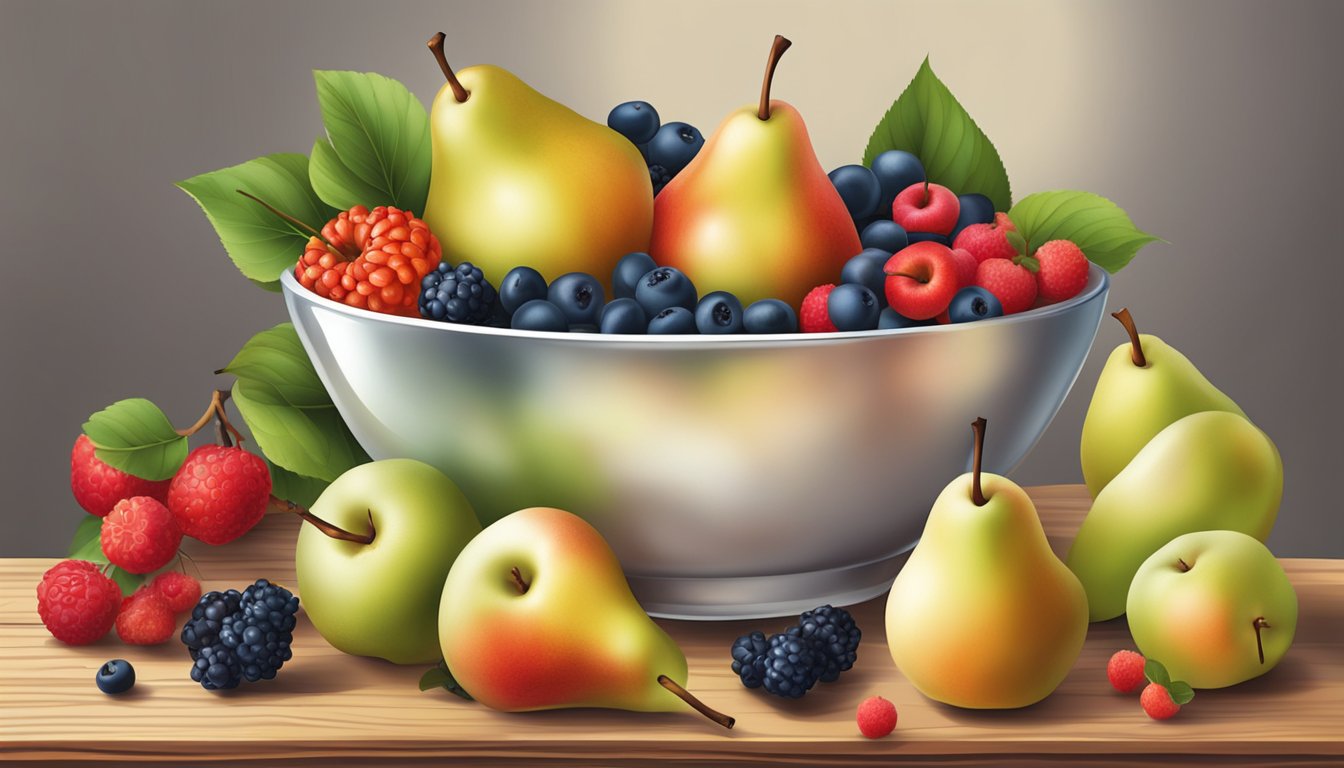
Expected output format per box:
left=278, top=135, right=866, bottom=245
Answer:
left=1107, top=650, right=1194, bottom=720
left=295, top=205, right=442, bottom=316
left=37, top=560, right=201, bottom=646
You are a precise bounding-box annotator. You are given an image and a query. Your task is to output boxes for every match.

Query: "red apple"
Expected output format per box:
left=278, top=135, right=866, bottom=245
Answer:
left=953, top=212, right=1017, bottom=263
left=891, top=182, right=960, bottom=235
left=884, top=243, right=959, bottom=320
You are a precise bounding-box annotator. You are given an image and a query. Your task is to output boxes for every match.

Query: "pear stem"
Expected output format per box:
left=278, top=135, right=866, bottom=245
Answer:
left=236, top=189, right=356, bottom=262
left=1254, top=617, right=1270, bottom=664
left=510, top=566, right=529, bottom=594
left=427, top=32, right=470, bottom=104
left=1112, top=308, right=1147, bottom=368
left=757, top=35, right=792, bottom=121
left=657, top=675, right=735, bottom=729
left=970, top=417, right=988, bottom=506
left=272, top=497, right=376, bottom=545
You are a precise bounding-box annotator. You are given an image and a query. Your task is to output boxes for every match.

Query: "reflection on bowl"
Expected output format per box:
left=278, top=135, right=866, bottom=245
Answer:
left=282, top=265, right=1109, bottom=619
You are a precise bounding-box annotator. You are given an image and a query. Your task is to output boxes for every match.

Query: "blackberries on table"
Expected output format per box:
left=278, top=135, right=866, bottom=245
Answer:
left=730, top=604, right=861, bottom=698
left=182, top=579, right=299, bottom=691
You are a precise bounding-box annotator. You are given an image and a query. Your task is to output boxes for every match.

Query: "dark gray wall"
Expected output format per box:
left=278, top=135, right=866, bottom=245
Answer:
left=2, top=0, right=1340, bottom=557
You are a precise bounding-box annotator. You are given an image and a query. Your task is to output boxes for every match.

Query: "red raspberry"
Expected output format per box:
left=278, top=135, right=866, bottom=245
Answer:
left=70, top=435, right=170, bottom=518
left=100, top=497, right=182, bottom=574
left=147, top=571, right=201, bottom=614
left=35, top=559, right=122, bottom=645
left=168, top=446, right=272, bottom=545
left=800, top=284, right=838, bottom=333
left=948, top=247, right=978, bottom=289
left=952, top=212, right=1018, bottom=263
left=1034, top=239, right=1090, bottom=304
left=295, top=205, right=442, bottom=317
left=1140, top=682, right=1181, bottom=720
left=975, top=258, right=1038, bottom=314
left=115, top=591, right=177, bottom=645
left=1107, top=650, right=1147, bottom=693
left=856, top=695, right=898, bottom=738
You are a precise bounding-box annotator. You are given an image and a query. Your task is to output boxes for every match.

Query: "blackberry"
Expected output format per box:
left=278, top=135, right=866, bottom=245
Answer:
left=730, top=631, right=770, bottom=689
left=761, top=633, right=819, bottom=699
left=788, top=604, right=861, bottom=683
left=419, top=261, right=498, bottom=324
left=182, top=580, right=299, bottom=690
left=191, top=642, right=242, bottom=690
left=649, top=164, right=672, bottom=194
left=181, top=589, right=242, bottom=660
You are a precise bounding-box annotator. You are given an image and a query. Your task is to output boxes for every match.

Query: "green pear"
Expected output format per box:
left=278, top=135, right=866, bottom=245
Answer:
left=421, top=33, right=652, bottom=291
left=1127, top=530, right=1298, bottom=688
left=295, top=459, right=481, bottom=664
left=438, top=506, right=733, bottom=728
left=1081, top=309, right=1246, bottom=497
left=885, top=419, right=1089, bottom=709
left=1067, top=410, right=1282, bottom=622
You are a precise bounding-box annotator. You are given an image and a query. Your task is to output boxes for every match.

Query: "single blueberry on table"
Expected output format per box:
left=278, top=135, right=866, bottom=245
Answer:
left=511, top=299, right=569, bottom=332
left=647, top=306, right=697, bottom=334
left=607, top=100, right=661, bottom=145
left=695, top=291, right=745, bottom=334
left=861, top=219, right=908, bottom=254
left=599, top=298, right=647, bottom=334
left=95, top=659, right=135, bottom=694
left=947, top=286, right=1004, bottom=324
left=499, top=266, right=548, bottom=315
left=827, top=283, right=881, bottom=332
left=743, top=299, right=798, bottom=334
left=828, top=164, right=882, bottom=221
left=547, top=272, right=606, bottom=326
left=647, top=122, right=704, bottom=175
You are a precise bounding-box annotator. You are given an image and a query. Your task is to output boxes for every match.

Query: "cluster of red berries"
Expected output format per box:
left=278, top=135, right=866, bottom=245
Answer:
left=38, top=563, right=201, bottom=646
left=1108, top=649, right=1195, bottom=720
left=294, top=205, right=442, bottom=316
left=954, top=214, right=1090, bottom=313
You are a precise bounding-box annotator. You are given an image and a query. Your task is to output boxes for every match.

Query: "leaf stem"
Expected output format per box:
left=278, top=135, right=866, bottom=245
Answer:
left=657, top=675, right=735, bottom=729
left=235, top=189, right=355, bottom=261
left=427, top=32, right=470, bottom=103
left=757, top=35, right=792, bottom=121
left=176, top=390, right=244, bottom=446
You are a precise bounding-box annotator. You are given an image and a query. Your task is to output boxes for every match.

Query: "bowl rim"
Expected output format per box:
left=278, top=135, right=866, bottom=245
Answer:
left=280, top=262, right=1109, bottom=345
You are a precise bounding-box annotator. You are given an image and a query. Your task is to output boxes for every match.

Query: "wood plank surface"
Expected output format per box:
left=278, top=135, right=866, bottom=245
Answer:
left=1, top=485, right=1340, bottom=767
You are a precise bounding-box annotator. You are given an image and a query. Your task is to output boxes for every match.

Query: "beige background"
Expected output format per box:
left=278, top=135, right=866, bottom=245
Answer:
left=0, top=0, right=1340, bottom=557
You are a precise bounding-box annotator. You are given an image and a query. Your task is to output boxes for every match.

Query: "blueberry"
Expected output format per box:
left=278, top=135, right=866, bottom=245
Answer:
left=861, top=219, right=908, bottom=253
left=510, top=299, right=569, bottom=332
left=907, top=231, right=950, bottom=246
left=695, top=291, right=744, bottom=334
left=840, top=248, right=892, bottom=308
left=647, top=306, right=696, bottom=334
left=612, top=252, right=657, bottom=300
left=547, top=272, right=605, bottom=326
left=827, top=284, right=880, bottom=331
left=647, top=122, right=704, bottom=175
left=634, top=267, right=697, bottom=317
left=871, top=150, right=926, bottom=214
left=947, top=286, right=1004, bottom=323
left=599, top=298, right=647, bottom=334
left=828, top=164, right=881, bottom=221
left=499, top=266, right=548, bottom=315
left=743, top=299, right=798, bottom=333
left=607, top=101, right=660, bottom=145
left=95, top=659, right=135, bottom=694
left=878, top=307, right=934, bottom=330
left=950, top=193, right=995, bottom=241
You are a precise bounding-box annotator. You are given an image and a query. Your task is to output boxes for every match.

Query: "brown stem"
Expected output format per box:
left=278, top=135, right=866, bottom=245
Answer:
left=922, top=180, right=930, bottom=207
left=1177, top=558, right=1192, bottom=572
left=177, top=390, right=243, bottom=446
left=657, top=675, right=735, bottom=729
left=427, top=32, right=470, bottom=103
left=510, top=567, right=529, bottom=594
left=272, top=497, right=376, bottom=545
left=970, top=417, right=988, bottom=506
left=1111, top=308, right=1147, bottom=368
left=757, top=35, right=792, bottom=121
left=1253, top=617, right=1270, bottom=664
left=236, top=189, right=356, bottom=261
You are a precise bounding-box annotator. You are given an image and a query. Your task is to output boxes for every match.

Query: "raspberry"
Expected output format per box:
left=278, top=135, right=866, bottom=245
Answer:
left=856, top=695, right=898, bottom=738
left=419, top=262, right=498, bottom=324
left=952, top=212, right=1017, bottom=263
left=168, top=446, right=271, bottom=545
left=1034, top=239, right=1090, bottom=304
left=975, top=258, right=1038, bottom=315
left=1140, top=682, right=1181, bottom=720
left=1107, top=650, right=1147, bottom=693
left=295, top=205, right=442, bottom=317
left=70, top=434, right=170, bottom=518
left=116, top=591, right=177, bottom=645
left=35, top=560, right=122, bottom=645
left=100, top=496, right=182, bottom=574
left=800, top=284, right=838, bottom=333
left=148, top=572, right=202, bottom=614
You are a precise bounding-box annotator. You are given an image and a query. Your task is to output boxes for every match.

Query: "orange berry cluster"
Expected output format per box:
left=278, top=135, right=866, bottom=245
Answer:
left=296, top=206, right=441, bottom=316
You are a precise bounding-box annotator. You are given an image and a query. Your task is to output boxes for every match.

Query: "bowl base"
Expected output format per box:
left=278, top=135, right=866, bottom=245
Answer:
left=631, top=547, right=913, bottom=621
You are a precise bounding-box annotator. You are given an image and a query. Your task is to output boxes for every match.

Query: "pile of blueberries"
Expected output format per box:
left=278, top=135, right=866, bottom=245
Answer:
left=606, top=100, right=703, bottom=195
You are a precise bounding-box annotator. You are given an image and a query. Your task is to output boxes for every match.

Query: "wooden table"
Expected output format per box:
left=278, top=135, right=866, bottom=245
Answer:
left=1, top=485, right=1340, bottom=766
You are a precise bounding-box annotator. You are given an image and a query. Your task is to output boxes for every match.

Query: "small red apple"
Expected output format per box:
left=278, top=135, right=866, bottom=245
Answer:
left=892, top=182, right=960, bottom=235
left=884, top=243, right=959, bottom=320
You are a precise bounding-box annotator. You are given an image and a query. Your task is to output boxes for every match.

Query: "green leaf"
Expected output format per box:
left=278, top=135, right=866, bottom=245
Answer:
left=67, top=520, right=146, bottom=597
left=862, top=57, right=1012, bottom=212
left=222, top=323, right=370, bottom=482
left=1004, top=229, right=1028, bottom=255
left=1145, top=659, right=1170, bottom=686
left=177, top=154, right=337, bottom=288
left=1167, top=681, right=1195, bottom=706
left=267, top=459, right=329, bottom=509
left=68, top=515, right=102, bottom=557
left=82, top=399, right=188, bottom=481
left=1006, top=190, right=1160, bottom=274
left=419, top=659, right=472, bottom=700
left=310, top=70, right=432, bottom=216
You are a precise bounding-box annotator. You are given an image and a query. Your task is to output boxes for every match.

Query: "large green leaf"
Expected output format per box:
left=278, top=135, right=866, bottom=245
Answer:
left=1007, top=190, right=1160, bottom=273
left=221, top=323, right=369, bottom=482
left=267, top=459, right=329, bottom=509
left=82, top=398, right=188, bottom=481
left=177, top=154, right=337, bottom=288
left=862, top=58, right=1012, bottom=212
left=309, top=70, right=432, bottom=216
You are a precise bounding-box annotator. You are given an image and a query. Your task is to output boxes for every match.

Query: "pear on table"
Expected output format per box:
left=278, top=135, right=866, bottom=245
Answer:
left=437, top=506, right=733, bottom=729
left=885, top=419, right=1089, bottom=709
left=649, top=35, right=862, bottom=308
left=421, top=33, right=652, bottom=291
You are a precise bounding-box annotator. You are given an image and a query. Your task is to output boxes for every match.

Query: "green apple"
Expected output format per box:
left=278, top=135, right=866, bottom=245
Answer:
left=1127, top=530, right=1298, bottom=689
left=296, top=459, right=481, bottom=665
